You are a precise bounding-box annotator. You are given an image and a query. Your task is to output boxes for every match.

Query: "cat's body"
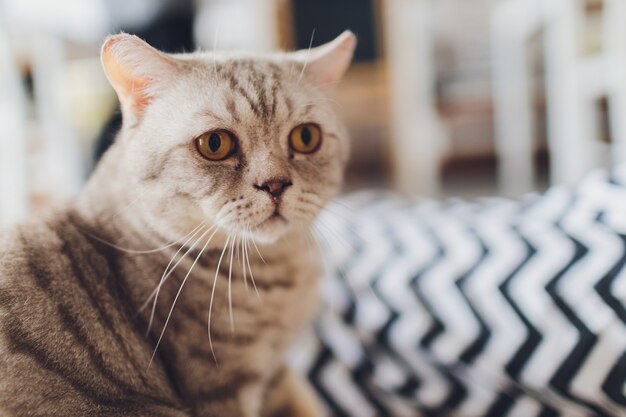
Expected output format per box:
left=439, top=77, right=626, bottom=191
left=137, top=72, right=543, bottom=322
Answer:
left=0, top=204, right=318, bottom=417
left=0, top=32, right=356, bottom=416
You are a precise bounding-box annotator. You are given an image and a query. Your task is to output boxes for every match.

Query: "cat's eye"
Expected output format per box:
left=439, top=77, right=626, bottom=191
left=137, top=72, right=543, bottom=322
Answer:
left=289, top=123, right=322, bottom=154
left=196, top=130, right=236, bottom=161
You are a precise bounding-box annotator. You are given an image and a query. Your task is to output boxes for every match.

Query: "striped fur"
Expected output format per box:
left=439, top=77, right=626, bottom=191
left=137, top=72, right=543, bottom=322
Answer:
left=0, top=33, right=355, bottom=416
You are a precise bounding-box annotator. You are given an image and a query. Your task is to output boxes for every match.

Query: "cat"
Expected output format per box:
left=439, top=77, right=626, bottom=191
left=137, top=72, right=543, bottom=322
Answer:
left=0, top=30, right=356, bottom=417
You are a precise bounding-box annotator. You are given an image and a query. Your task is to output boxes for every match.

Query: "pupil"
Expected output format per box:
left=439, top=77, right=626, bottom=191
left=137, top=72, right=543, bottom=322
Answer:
left=301, top=127, right=312, bottom=146
left=208, top=133, right=221, bottom=152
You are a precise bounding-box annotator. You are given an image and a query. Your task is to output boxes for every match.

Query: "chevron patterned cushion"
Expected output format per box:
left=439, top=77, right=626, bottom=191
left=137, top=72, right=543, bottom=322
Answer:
left=297, top=168, right=626, bottom=417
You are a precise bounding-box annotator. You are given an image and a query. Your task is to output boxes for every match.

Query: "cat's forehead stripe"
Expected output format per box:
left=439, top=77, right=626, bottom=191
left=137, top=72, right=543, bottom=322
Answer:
left=218, top=59, right=287, bottom=123
left=225, top=96, right=241, bottom=124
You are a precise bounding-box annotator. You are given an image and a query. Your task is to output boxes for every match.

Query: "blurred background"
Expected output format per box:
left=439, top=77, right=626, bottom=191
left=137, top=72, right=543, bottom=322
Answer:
left=0, top=0, right=622, bottom=226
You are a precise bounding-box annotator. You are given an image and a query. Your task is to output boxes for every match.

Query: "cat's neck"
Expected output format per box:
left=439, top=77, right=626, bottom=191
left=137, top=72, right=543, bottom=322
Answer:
left=74, top=144, right=152, bottom=243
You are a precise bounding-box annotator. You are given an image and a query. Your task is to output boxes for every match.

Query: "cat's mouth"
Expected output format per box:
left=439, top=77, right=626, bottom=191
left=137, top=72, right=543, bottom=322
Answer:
left=245, top=210, right=290, bottom=243
left=267, top=210, right=287, bottom=223
left=257, top=210, right=288, bottom=228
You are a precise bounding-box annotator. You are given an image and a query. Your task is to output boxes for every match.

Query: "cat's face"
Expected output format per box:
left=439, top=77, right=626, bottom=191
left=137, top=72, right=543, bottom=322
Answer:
left=100, top=33, right=355, bottom=243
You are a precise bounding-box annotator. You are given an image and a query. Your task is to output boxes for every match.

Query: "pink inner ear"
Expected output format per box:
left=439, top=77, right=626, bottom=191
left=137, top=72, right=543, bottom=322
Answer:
left=102, top=39, right=152, bottom=114
left=304, top=31, right=357, bottom=89
left=314, top=73, right=338, bottom=88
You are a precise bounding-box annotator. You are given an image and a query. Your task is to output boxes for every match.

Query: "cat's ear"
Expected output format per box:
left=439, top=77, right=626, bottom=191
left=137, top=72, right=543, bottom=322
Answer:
left=293, top=30, right=357, bottom=89
left=101, top=34, right=179, bottom=120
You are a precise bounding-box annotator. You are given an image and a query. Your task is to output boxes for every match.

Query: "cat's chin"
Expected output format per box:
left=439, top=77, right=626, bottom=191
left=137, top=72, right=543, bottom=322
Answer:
left=244, top=213, right=294, bottom=244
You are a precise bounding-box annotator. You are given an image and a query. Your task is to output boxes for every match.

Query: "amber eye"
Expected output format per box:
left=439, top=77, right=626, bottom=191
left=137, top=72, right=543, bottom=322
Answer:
left=289, top=123, right=322, bottom=154
left=196, top=130, right=236, bottom=161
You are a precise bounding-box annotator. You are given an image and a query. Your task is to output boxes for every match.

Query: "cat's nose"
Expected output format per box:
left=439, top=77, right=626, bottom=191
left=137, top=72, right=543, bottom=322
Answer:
left=254, top=177, right=293, bottom=199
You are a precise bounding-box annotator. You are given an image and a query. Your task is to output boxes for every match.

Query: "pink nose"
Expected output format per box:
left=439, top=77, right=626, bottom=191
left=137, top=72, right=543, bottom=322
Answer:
left=255, top=177, right=293, bottom=199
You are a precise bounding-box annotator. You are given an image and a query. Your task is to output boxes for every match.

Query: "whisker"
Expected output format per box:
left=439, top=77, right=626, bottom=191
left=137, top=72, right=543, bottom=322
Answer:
left=315, top=218, right=356, bottom=254
left=235, top=232, right=241, bottom=267
left=250, top=236, right=266, bottom=264
left=148, top=225, right=217, bottom=369
left=297, top=199, right=360, bottom=246
left=311, top=225, right=374, bottom=299
left=244, top=231, right=260, bottom=298
left=141, top=210, right=235, bottom=330
left=298, top=195, right=353, bottom=222
left=212, top=24, right=220, bottom=77
left=288, top=58, right=295, bottom=79
left=297, top=28, right=316, bottom=85
left=143, top=224, right=220, bottom=334
left=308, top=228, right=336, bottom=313
left=321, top=206, right=354, bottom=224
left=308, top=204, right=354, bottom=227
left=329, top=199, right=355, bottom=211
left=228, top=234, right=236, bottom=332
left=83, top=221, right=206, bottom=255
left=139, top=223, right=214, bottom=331
left=241, top=231, right=249, bottom=293
left=303, top=230, right=319, bottom=264
left=100, top=187, right=151, bottom=224
left=311, top=223, right=328, bottom=250
left=208, top=234, right=232, bottom=366
left=139, top=225, right=209, bottom=309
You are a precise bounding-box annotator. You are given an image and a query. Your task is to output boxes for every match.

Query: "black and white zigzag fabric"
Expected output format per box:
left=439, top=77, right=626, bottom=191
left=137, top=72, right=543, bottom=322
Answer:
left=298, top=167, right=626, bottom=417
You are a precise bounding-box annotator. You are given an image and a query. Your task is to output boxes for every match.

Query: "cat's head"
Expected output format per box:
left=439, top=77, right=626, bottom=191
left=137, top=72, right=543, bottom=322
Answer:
left=99, top=32, right=356, bottom=244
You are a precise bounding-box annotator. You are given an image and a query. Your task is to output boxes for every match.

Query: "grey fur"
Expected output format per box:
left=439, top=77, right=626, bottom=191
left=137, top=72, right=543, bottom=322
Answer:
left=0, top=32, right=355, bottom=416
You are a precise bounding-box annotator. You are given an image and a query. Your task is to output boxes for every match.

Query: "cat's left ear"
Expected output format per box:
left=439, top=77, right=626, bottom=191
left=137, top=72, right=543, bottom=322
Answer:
left=293, top=30, right=357, bottom=90
left=101, top=33, right=179, bottom=121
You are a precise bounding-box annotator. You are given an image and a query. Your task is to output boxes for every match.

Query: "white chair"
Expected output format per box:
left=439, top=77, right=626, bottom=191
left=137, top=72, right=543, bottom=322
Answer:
left=542, top=0, right=610, bottom=187
left=491, top=0, right=546, bottom=195
left=603, top=0, right=626, bottom=164
left=491, top=0, right=625, bottom=195
left=28, top=34, right=85, bottom=199
left=382, top=0, right=448, bottom=195
left=0, top=0, right=110, bottom=225
left=0, top=28, right=29, bottom=227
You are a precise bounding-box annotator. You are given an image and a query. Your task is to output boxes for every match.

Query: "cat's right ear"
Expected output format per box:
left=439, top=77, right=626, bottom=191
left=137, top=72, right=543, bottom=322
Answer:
left=101, top=34, right=178, bottom=122
left=292, top=30, right=357, bottom=90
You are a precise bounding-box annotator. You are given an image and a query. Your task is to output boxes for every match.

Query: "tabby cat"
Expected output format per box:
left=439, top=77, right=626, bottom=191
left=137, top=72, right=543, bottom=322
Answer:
left=0, top=31, right=356, bottom=416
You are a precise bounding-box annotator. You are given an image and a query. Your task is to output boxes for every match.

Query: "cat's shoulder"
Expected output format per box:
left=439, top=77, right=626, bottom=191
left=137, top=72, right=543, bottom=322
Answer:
left=0, top=210, right=74, bottom=281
